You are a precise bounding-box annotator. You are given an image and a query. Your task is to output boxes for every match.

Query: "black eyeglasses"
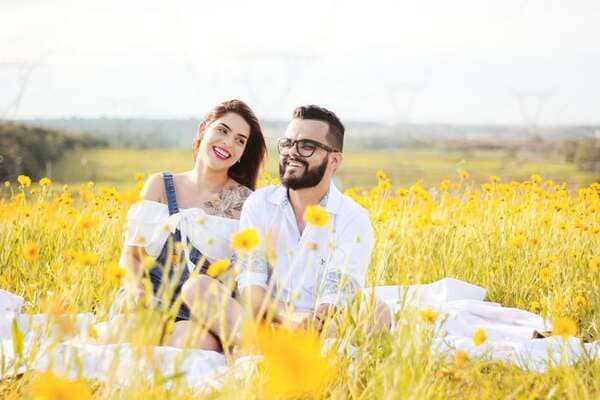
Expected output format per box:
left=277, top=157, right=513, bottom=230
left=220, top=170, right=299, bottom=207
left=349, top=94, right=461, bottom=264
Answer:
left=277, top=138, right=340, bottom=157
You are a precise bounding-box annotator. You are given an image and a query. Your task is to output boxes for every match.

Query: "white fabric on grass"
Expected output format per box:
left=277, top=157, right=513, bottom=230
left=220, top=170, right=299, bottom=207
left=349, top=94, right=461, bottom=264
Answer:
left=1, top=278, right=598, bottom=387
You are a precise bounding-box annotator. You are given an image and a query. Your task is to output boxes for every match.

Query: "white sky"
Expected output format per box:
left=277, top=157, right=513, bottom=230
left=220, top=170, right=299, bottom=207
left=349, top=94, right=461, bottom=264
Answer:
left=1, top=0, right=599, bottom=124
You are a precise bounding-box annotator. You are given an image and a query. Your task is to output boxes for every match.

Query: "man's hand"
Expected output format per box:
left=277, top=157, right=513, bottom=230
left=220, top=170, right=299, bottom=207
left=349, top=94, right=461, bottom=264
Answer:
left=298, top=304, right=336, bottom=333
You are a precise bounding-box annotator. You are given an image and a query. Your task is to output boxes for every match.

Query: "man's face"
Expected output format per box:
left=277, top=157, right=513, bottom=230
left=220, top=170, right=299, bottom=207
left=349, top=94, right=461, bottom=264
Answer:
left=279, top=119, right=332, bottom=190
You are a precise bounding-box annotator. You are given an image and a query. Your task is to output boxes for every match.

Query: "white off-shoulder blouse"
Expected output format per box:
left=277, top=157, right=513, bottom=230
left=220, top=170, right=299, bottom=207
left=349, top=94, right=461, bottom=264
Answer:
left=119, top=200, right=239, bottom=272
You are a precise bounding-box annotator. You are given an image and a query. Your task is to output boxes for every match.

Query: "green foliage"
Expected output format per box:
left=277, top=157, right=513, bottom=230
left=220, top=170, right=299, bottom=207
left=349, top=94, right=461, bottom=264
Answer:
left=560, top=138, right=600, bottom=173
left=50, top=147, right=599, bottom=190
left=0, top=122, right=107, bottom=182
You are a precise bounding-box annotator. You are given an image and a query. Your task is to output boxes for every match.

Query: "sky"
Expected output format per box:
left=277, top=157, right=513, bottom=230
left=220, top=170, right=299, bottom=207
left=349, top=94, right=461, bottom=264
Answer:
left=1, top=0, right=599, bottom=124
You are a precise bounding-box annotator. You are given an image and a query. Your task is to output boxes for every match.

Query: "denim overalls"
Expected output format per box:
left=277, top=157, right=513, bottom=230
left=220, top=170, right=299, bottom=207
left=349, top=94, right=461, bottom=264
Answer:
left=146, top=172, right=210, bottom=321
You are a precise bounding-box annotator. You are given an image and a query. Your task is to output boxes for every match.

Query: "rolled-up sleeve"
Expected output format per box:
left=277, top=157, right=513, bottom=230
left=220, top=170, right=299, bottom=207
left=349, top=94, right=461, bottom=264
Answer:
left=316, top=208, right=374, bottom=307
left=235, top=194, right=269, bottom=292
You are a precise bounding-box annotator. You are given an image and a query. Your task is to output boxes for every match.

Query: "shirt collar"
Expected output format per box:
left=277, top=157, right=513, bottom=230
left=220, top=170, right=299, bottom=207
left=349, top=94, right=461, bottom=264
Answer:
left=267, top=182, right=343, bottom=215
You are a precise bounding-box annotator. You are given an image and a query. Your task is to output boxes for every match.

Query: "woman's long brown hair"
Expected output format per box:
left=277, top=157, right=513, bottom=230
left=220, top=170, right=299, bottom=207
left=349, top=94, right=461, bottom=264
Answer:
left=192, top=99, right=267, bottom=190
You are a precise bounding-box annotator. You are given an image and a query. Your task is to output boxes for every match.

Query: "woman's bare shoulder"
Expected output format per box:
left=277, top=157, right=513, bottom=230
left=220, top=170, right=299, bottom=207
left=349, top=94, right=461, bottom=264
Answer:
left=139, top=173, right=166, bottom=203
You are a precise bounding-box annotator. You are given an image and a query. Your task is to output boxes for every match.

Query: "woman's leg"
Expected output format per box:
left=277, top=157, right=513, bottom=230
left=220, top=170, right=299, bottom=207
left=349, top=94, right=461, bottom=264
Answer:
left=167, top=320, right=222, bottom=351
left=181, top=275, right=246, bottom=348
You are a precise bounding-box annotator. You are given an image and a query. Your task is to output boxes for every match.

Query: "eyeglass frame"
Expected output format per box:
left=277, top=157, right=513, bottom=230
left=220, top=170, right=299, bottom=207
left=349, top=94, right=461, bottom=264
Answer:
left=277, top=138, right=341, bottom=157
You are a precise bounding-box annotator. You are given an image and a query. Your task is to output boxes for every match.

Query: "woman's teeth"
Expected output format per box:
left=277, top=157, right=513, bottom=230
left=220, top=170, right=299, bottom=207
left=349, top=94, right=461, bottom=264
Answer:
left=213, top=147, right=231, bottom=159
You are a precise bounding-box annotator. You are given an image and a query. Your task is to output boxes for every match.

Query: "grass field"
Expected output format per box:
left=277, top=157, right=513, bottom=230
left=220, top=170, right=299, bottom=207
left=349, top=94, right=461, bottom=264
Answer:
left=49, top=147, right=599, bottom=189
left=1, top=151, right=599, bottom=398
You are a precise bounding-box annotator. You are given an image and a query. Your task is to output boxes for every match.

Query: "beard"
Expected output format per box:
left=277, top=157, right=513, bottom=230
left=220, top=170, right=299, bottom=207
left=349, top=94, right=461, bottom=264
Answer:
left=279, top=155, right=328, bottom=190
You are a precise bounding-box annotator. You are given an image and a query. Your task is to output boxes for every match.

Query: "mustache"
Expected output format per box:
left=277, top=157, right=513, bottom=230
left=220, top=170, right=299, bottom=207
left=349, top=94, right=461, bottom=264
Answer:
left=282, top=155, right=308, bottom=168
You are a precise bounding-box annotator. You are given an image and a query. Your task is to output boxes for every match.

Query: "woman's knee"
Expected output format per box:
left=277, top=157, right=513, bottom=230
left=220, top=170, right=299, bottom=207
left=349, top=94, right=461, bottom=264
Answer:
left=181, top=275, right=222, bottom=307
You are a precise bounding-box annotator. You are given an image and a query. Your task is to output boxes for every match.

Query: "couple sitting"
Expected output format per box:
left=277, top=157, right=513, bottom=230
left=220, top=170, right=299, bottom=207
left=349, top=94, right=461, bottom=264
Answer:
left=118, top=100, right=390, bottom=352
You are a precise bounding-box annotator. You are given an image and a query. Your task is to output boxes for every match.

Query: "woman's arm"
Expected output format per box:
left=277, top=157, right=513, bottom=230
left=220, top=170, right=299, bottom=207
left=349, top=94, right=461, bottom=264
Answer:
left=120, top=173, right=165, bottom=303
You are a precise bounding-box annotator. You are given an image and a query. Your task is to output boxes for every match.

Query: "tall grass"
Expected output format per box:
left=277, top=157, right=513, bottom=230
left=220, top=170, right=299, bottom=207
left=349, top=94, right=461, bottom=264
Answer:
left=1, top=171, right=599, bottom=399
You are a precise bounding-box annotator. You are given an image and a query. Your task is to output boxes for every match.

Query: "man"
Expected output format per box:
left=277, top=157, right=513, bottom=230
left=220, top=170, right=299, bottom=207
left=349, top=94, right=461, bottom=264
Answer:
left=236, top=105, right=390, bottom=333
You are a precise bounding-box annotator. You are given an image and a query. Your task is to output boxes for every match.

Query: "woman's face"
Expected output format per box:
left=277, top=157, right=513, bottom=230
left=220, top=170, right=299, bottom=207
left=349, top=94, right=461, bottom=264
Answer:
left=197, top=112, right=251, bottom=170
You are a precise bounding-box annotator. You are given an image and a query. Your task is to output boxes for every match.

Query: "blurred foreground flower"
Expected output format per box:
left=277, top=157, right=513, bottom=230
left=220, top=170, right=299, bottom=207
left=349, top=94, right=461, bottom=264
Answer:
left=454, top=350, right=469, bottom=367
left=303, top=204, right=330, bottom=227
left=17, top=175, right=32, bottom=187
left=30, top=371, right=92, bottom=400
left=39, top=177, right=52, bottom=187
left=552, top=317, right=577, bottom=339
left=472, top=328, right=487, bottom=346
left=419, top=308, right=439, bottom=324
left=230, top=228, right=259, bottom=253
left=206, top=258, right=231, bottom=278
left=246, top=324, right=338, bottom=398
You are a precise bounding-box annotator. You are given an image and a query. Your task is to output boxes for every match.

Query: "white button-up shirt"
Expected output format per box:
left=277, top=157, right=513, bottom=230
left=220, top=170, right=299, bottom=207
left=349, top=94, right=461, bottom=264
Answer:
left=236, top=182, right=374, bottom=311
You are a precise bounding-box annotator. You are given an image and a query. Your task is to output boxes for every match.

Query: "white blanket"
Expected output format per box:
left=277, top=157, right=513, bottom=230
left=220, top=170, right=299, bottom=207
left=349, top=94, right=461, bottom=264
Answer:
left=1, top=278, right=598, bottom=387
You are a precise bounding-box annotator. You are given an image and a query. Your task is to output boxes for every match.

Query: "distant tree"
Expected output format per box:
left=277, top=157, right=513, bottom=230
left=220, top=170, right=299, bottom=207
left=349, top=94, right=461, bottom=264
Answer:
left=0, top=122, right=107, bottom=181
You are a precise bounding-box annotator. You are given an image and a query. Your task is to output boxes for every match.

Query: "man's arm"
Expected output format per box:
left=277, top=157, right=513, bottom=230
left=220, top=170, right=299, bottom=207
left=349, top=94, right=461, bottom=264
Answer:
left=308, top=208, right=375, bottom=332
left=235, top=192, right=282, bottom=322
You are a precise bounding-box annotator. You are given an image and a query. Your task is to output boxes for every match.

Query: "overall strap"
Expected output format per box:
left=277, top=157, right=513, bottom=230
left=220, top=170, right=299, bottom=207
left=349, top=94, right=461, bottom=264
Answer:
left=162, top=172, right=179, bottom=215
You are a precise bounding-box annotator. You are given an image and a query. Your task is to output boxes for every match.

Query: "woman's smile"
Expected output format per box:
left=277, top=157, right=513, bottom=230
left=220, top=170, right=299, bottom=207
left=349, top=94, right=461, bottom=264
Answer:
left=212, top=146, right=232, bottom=160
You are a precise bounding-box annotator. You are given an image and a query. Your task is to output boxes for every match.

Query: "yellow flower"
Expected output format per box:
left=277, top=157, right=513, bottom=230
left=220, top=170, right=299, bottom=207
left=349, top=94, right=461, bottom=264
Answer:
left=458, top=169, right=470, bottom=180
left=303, top=204, right=330, bottom=227
left=395, top=187, right=408, bottom=197
left=472, top=328, right=487, bottom=346
left=454, top=350, right=469, bottom=367
left=590, top=255, right=600, bottom=272
left=30, top=371, right=92, bottom=400
left=247, top=324, right=338, bottom=398
left=17, top=175, right=32, bottom=187
left=539, top=267, right=553, bottom=283
left=507, top=234, right=525, bottom=248
left=77, top=215, right=98, bottom=231
left=230, top=227, right=260, bottom=253
left=267, top=247, right=277, bottom=265
left=22, top=243, right=39, bottom=261
left=106, top=262, right=125, bottom=281
left=76, top=252, right=99, bottom=267
left=134, top=172, right=145, bottom=181
left=39, top=177, right=52, bottom=187
left=573, top=295, right=587, bottom=310
left=376, top=170, right=387, bottom=180
left=531, top=174, right=542, bottom=184
left=419, top=308, right=439, bottom=324
left=142, top=256, right=156, bottom=270
left=552, top=317, right=577, bottom=339
left=206, top=259, right=231, bottom=278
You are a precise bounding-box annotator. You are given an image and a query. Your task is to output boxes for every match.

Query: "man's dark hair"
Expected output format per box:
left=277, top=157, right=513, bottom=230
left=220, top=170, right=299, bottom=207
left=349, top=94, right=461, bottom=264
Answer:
left=292, top=105, right=345, bottom=152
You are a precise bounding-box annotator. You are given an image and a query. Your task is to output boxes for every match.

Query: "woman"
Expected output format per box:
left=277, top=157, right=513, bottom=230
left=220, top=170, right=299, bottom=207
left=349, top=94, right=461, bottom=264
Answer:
left=116, top=99, right=266, bottom=351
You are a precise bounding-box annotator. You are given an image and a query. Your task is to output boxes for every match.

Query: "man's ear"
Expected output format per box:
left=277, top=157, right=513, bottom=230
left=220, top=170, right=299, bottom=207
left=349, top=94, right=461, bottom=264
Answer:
left=329, top=152, right=343, bottom=172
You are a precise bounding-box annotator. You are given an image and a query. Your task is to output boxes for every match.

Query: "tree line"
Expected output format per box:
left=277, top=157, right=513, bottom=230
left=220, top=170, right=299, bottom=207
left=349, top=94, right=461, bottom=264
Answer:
left=0, top=122, right=108, bottom=182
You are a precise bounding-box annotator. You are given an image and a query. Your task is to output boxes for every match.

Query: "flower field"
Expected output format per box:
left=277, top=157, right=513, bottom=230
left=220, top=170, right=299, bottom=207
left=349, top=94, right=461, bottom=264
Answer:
left=1, top=170, right=599, bottom=399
